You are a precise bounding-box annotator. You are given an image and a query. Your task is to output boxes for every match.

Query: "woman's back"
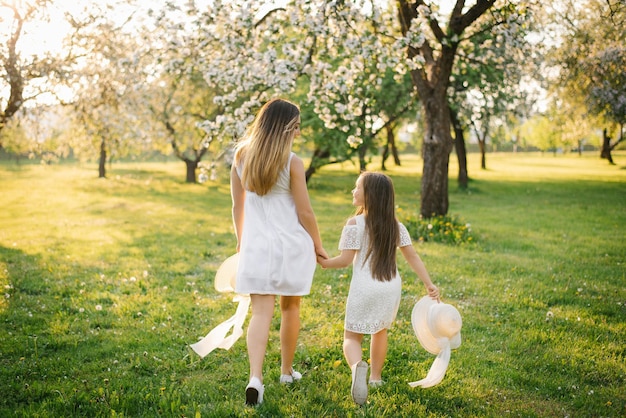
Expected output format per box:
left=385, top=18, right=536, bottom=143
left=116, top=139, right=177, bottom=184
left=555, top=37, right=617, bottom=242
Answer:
left=235, top=153, right=316, bottom=296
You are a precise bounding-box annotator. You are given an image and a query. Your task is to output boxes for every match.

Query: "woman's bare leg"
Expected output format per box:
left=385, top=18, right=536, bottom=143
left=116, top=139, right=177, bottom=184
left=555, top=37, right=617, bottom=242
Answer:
left=247, top=294, right=275, bottom=381
left=279, top=295, right=301, bottom=375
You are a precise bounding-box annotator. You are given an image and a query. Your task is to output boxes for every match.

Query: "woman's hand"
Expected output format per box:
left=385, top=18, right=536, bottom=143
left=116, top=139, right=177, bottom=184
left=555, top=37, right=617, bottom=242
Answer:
left=316, top=246, right=329, bottom=260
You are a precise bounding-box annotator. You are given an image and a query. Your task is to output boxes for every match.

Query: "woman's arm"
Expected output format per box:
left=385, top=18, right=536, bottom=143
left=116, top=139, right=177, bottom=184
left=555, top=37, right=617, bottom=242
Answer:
left=290, top=156, right=328, bottom=258
left=400, top=245, right=440, bottom=301
left=230, top=164, right=245, bottom=252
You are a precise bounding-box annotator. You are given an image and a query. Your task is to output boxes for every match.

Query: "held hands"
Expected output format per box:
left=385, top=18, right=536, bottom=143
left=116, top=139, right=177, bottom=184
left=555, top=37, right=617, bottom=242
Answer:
left=316, top=254, right=329, bottom=268
left=316, top=247, right=329, bottom=265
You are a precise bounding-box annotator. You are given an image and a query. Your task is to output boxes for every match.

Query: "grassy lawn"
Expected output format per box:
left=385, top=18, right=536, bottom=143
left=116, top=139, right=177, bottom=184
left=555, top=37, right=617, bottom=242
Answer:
left=1, top=152, right=624, bottom=417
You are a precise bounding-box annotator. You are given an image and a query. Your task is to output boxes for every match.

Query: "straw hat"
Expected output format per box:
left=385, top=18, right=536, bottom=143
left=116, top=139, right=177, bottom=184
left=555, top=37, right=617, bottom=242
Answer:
left=214, top=253, right=239, bottom=293
left=412, top=296, right=462, bottom=354
left=409, top=296, right=462, bottom=388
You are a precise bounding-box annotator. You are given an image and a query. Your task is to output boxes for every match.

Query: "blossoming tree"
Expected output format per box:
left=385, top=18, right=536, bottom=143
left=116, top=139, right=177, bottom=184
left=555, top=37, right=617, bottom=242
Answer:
left=0, top=0, right=54, bottom=147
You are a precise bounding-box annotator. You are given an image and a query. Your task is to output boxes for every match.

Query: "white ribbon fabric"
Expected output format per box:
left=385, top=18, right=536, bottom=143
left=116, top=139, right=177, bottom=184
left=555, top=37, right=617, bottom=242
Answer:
left=408, top=343, right=451, bottom=388
left=190, top=294, right=250, bottom=358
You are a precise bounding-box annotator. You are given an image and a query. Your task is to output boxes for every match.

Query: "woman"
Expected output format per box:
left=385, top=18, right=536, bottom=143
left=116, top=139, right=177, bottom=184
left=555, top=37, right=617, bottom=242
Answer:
left=231, top=98, right=328, bottom=405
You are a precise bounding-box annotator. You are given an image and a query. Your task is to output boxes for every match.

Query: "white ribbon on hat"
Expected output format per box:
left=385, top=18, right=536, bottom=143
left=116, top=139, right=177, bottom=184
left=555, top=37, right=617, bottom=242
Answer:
left=190, top=294, right=250, bottom=358
left=408, top=339, right=451, bottom=388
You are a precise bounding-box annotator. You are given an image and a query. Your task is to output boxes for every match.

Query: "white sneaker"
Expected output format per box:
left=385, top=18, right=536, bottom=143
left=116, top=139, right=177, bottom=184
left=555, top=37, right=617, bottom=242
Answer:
left=279, top=369, right=302, bottom=384
left=245, top=377, right=264, bottom=406
left=351, top=361, right=368, bottom=405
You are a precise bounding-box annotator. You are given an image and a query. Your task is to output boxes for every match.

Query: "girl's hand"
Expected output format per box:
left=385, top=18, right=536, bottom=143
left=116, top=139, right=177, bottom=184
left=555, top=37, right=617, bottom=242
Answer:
left=316, top=255, right=328, bottom=268
left=426, top=284, right=440, bottom=302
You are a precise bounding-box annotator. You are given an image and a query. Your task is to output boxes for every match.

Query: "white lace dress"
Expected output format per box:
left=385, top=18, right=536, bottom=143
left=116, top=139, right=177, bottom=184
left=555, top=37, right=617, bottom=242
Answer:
left=339, top=214, right=412, bottom=334
left=234, top=152, right=316, bottom=296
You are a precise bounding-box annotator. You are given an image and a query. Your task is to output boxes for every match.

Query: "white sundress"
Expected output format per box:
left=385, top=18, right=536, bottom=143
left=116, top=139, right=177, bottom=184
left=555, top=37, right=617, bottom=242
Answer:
left=234, top=152, right=316, bottom=296
left=339, top=214, right=412, bottom=334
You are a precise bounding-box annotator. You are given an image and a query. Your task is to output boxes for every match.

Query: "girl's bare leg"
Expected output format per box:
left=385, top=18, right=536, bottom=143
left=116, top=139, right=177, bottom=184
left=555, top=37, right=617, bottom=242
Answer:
left=369, top=328, right=388, bottom=381
left=343, top=330, right=364, bottom=367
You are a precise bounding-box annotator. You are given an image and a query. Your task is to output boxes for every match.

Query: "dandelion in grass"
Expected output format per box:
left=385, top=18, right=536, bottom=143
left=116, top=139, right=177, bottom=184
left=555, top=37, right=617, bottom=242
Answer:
left=79, top=308, right=85, bottom=313
left=546, top=311, right=554, bottom=321
left=130, top=276, right=137, bottom=282
left=95, top=305, right=103, bottom=311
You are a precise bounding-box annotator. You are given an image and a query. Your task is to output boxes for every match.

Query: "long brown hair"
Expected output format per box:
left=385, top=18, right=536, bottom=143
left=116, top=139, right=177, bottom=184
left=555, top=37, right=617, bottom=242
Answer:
left=356, top=172, right=399, bottom=282
left=234, top=98, right=300, bottom=195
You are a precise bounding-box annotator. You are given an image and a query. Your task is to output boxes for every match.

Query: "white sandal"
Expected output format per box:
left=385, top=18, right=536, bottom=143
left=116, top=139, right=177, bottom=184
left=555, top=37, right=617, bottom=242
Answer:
left=279, top=369, right=302, bottom=384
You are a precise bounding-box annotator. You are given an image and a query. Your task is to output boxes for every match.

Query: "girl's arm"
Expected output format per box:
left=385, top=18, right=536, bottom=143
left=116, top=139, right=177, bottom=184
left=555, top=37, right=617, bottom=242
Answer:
left=400, top=245, right=440, bottom=301
left=230, top=164, right=245, bottom=252
left=317, top=217, right=358, bottom=268
left=290, top=156, right=328, bottom=259
left=317, top=249, right=356, bottom=269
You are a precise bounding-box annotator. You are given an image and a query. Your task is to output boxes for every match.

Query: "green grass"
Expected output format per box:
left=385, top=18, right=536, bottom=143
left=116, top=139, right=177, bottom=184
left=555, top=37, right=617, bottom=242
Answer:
left=1, top=152, right=625, bottom=417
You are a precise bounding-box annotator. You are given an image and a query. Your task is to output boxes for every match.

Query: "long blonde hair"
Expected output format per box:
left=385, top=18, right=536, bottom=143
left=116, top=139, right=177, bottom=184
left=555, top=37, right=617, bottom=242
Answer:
left=233, top=99, right=300, bottom=196
left=356, top=172, right=399, bottom=282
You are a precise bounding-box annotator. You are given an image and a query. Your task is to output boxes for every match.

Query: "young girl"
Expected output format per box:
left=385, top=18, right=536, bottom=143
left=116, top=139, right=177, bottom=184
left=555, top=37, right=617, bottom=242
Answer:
left=231, top=98, right=328, bottom=405
left=317, top=172, right=440, bottom=405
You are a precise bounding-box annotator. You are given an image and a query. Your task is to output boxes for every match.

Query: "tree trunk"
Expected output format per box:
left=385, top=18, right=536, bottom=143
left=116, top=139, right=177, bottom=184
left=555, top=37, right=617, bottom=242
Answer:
left=479, top=139, right=487, bottom=169
left=601, top=128, right=614, bottom=164
left=98, top=138, right=107, bottom=178
left=382, top=145, right=389, bottom=171
left=381, top=125, right=401, bottom=171
left=358, top=143, right=368, bottom=172
left=396, top=0, right=494, bottom=217
left=185, top=159, right=198, bottom=183
left=450, top=107, right=468, bottom=189
left=390, top=126, right=401, bottom=166
left=0, top=9, right=26, bottom=149
left=305, top=148, right=331, bottom=182
left=420, top=95, right=453, bottom=218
